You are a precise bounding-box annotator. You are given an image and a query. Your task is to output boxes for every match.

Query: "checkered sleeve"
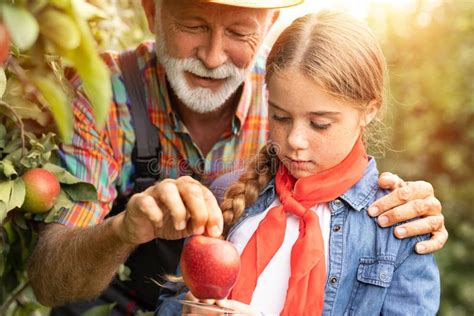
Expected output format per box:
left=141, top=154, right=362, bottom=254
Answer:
left=56, top=82, right=133, bottom=227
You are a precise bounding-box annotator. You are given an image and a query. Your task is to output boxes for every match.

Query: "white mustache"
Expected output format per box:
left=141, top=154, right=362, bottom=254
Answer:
left=171, top=57, right=245, bottom=80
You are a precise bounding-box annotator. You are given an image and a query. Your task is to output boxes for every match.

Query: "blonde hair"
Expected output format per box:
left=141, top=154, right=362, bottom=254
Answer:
left=221, top=11, right=388, bottom=230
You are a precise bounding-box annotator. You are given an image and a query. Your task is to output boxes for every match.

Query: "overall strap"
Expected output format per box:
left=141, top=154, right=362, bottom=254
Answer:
left=118, top=50, right=161, bottom=192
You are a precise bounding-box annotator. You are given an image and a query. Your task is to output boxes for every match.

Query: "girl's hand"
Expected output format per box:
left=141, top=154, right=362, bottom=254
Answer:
left=182, top=292, right=261, bottom=315
left=216, top=299, right=261, bottom=315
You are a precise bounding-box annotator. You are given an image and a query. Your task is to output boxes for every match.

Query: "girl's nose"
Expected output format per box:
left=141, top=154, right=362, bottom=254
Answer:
left=287, top=126, right=309, bottom=151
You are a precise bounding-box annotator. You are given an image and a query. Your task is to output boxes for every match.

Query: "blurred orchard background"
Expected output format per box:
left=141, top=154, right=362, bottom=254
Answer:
left=0, top=0, right=472, bottom=315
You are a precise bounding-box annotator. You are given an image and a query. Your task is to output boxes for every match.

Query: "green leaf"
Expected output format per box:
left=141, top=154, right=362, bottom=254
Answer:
left=58, top=0, right=112, bottom=128
left=2, top=4, right=39, bottom=51
left=12, top=211, right=28, bottom=230
left=62, top=182, right=97, bottom=201
left=0, top=201, right=6, bottom=223
left=117, top=264, right=131, bottom=281
left=42, top=165, right=98, bottom=201
left=39, top=133, right=57, bottom=153
left=0, top=123, right=6, bottom=149
left=73, top=0, right=107, bottom=21
left=49, top=0, right=71, bottom=10
left=42, top=163, right=81, bottom=184
left=3, top=138, right=22, bottom=155
left=0, top=180, right=13, bottom=204
left=19, top=151, right=42, bottom=169
left=55, top=190, right=73, bottom=210
left=0, top=178, right=25, bottom=213
left=42, top=190, right=72, bottom=223
left=82, top=303, right=116, bottom=316
left=9, top=179, right=25, bottom=212
left=0, top=160, right=17, bottom=179
left=3, top=79, right=51, bottom=127
left=37, top=8, right=81, bottom=50
left=29, top=0, right=50, bottom=14
left=31, top=76, right=73, bottom=143
left=0, top=67, right=6, bottom=98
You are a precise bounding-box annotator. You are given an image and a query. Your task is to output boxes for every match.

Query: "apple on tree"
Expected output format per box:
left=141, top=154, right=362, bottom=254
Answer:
left=21, top=168, right=61, bottom=214
left=180, top=235, right=241, bottom=300
left=0, top=23, right=10, bottom=65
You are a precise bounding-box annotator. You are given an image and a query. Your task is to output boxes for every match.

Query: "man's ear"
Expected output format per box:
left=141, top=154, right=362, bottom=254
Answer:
left=142, top=0, right=156, bottom=33
left=269, top=9, right=280, bottom=28
left=361, top=99, right=380, bottom=127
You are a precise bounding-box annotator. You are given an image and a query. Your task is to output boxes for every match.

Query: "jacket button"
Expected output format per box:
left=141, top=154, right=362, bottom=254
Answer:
left=380, top=272, right=390, bottom=282
left=333, top=199, right=343, bottom=207
left=330, top=276, right=338, bottom=284
left=333, top=225, right=342, bottom=232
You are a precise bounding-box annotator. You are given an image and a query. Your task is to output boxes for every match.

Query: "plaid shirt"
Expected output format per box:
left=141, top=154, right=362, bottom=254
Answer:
left=57, top=41, right=269, bottom=227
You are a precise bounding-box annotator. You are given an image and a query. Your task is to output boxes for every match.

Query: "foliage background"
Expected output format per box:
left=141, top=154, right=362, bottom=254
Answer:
left=369, top=1, right=473, bottom=315
left=0, top=0, right=472, bottom=315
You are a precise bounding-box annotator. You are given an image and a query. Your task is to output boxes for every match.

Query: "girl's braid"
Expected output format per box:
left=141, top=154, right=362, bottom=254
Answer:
left=221, top=144, right=280, bottom=232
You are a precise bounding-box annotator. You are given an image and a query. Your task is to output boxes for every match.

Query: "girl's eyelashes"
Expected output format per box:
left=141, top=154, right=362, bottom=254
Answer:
left=271, top=114, right=291, bottom=123
left=310, top=122, right=331, bottom=130
left=271, top=114, right=331, bottom=130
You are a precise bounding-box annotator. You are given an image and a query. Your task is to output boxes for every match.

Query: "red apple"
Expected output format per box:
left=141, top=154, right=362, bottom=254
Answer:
left=180, top=235, right=241, bottom=300
left=21, top=168, right=61, bottom=213
left=0, top=23, right=10, bottom=65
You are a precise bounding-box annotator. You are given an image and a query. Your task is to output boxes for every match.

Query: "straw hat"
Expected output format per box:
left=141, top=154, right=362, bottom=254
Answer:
left=200, top=0, right=304, bottom=8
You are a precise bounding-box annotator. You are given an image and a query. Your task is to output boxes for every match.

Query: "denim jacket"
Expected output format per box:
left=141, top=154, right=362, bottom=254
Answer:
left=157, top=158, right=440, bottom=315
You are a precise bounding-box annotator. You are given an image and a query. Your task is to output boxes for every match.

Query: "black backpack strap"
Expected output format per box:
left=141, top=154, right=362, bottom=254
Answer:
left=118, top=50, right=161, bottom=192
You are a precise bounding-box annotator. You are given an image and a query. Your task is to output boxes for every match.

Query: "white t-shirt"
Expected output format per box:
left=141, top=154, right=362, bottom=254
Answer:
left=228, top=198, right=331, bottom=314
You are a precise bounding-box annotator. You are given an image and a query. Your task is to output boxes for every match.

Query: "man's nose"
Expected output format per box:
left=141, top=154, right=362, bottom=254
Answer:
left=196, top=30, right=228, bottom=69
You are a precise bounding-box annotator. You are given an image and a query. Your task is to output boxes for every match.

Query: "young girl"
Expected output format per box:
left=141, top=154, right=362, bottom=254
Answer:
left=157, top=10, right=440, bottom=315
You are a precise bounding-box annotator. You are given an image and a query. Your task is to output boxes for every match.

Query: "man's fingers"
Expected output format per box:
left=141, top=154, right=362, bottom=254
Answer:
left=369, top=181, right=435, bottom=217
left=375, top=196, right=442, bottom=227
left=151, top=180, right=188, bottom=231
left=415, top=227, right=448, bottom=254
left=394, top=214, right=445, bottom=238
left=378, top=172, right=406, bottom=189
left=177, top=177, right=209, bottom=235
left=130, top=194, right=163, bottom=227
left=202, top=187, right=223, bottom=237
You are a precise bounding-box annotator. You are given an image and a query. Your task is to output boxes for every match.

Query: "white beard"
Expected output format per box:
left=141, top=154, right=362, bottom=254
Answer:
left=156, top=37, right=248, bottom=114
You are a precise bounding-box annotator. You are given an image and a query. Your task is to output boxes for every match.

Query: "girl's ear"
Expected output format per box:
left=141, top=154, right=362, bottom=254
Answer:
left=360, top=99, right=380, bottom=127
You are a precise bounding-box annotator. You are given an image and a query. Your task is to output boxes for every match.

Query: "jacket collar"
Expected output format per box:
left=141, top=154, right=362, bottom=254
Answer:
left=251, top=157, right=379, bottom=214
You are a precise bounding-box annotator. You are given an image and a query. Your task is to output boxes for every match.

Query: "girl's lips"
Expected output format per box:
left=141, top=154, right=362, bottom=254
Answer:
left=285, top=157, right=314, bottom=170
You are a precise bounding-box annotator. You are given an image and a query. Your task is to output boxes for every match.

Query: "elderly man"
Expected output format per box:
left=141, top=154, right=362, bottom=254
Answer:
left=28, top=0, right=447, bottom=314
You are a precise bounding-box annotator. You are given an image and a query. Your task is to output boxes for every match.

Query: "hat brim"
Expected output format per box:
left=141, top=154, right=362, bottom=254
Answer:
left=199, top=0, right=303, bottom=8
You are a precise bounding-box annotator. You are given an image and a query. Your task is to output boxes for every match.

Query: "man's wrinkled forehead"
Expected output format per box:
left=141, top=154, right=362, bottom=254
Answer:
left=160, top=0, right=272, bottom=13
left=157, top=0, right=302, bottom=9
left=160, top=0, right=273, bottom=27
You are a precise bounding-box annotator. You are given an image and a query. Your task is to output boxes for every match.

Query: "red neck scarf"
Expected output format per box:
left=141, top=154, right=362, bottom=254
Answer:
left=229, top=138, right=368, bottom=315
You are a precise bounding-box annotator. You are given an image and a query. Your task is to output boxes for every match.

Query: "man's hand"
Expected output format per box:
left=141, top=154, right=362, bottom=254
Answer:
left=368, top=172, right=448, bottom=254
left=115, top=176, right=223, bottom=245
